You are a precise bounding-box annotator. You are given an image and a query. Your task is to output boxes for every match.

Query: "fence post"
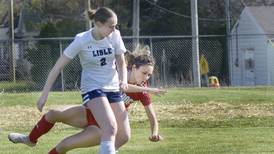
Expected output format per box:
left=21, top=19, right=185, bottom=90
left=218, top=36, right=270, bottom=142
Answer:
left=225, top=0, right=231, bottom=86
left=132, top=0, right=140, bottom=48
left=161, top=49, right=167, bottom=87
left=59, top=40, right=64, bottom=92
left=149, top=37, right=155, bottom=87
left=191, top=0, right=201, bottom=87
left=9, top=0, right=16, bottom=83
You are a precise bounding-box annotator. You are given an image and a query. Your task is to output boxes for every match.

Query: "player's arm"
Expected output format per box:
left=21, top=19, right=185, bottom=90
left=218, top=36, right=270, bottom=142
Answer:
left=115, top=54, right=128, bottom=91
left=37, top=55, right=71, bottom=112
left=144, top=104, right=163, bottom=142
left=126, top=84, right=166, bottom=96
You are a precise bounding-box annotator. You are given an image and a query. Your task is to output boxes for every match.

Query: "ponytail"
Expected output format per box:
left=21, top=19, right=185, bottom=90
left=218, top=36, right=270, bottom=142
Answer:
left=87, top=9, right=96, bottom=20
left=87, top=7, right=116, bottom=24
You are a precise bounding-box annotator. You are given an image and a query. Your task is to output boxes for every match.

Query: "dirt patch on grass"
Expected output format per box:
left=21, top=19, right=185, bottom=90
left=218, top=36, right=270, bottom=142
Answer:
left=129, top=102, right=274, bottom=121
left=0, top=105, right=78, bottom=131
left=2, top=103, right=274, bottom=130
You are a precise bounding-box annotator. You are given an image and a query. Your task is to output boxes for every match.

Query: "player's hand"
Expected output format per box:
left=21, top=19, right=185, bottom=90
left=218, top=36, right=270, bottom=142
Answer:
left=149, top=88, right=167, bottom=96
left=37, top=94, right=48, bottom=112
left=149, top=134, right=163, bottom=142
left=119, top=82, right=128, bottom=92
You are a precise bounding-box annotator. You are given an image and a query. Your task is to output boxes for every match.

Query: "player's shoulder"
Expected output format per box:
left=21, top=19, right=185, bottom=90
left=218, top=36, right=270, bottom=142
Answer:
left=108, top=29, right=122, bottom=39
left=113, top=29, right=122, bottom=35
left=74, top=30, right=92, bottom=43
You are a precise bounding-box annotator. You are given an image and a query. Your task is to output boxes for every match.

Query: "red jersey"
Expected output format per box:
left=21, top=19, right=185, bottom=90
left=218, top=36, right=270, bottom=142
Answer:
left=125, top=82, right=152, bottom=108
left=125, top=91, right=151, bottom=108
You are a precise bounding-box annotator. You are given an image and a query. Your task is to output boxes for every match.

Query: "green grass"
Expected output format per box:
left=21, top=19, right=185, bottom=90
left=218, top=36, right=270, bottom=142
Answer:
left=0, top=91, right=82, bottom=106
left=2, top=87, right=274, bottom=106
left=153, top=87, right=274, bottom=104
left=2, top=87, right=274, bottom=153
left=0, top=81, right=33, bottom=92
left=2, top=128, right=274, bottom=154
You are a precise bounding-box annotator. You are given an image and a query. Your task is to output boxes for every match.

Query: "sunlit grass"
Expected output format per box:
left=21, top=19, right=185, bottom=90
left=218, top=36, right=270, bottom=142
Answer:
left=2, top=87, right=274, bottom=153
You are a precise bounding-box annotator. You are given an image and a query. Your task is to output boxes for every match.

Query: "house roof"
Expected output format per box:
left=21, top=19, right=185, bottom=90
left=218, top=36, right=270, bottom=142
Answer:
left=247, top=6, right=274, bottom=34
left=0, top=6, right=42, bottom=39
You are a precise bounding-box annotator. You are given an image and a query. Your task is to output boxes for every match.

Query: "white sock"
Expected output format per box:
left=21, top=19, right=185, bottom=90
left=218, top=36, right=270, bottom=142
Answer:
left=99, top=140, right=115, bottom=154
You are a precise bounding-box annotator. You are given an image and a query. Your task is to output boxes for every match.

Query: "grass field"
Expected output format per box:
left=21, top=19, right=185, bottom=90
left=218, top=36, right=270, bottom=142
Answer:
left=1, top=87, right=274, bottom=153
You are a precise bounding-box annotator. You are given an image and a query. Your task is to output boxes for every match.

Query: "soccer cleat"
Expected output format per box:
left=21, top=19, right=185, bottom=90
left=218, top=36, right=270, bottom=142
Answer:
left=8, top=133, right=36, bottom=147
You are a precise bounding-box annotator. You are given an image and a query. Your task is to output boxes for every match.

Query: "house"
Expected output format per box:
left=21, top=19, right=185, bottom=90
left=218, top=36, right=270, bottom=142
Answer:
left=230, top=6, right=274, bottom=86
left=0, top=12, right=13, bottom=80
left=0, top=7, right=41, bottom=80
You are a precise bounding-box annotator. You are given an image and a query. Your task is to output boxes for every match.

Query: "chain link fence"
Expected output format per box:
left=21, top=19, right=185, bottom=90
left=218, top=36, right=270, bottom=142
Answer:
left=0, top=35, right=227, bottom=92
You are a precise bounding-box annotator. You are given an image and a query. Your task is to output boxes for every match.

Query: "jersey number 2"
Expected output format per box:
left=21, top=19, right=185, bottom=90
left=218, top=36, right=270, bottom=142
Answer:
left=100, top=57, right=107, bottom=66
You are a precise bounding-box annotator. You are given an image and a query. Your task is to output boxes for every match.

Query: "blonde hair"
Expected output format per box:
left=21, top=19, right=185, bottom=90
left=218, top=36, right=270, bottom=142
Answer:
left=125, top=44, right=155, bottom=69
left=132, top=44, right=151, bottom=57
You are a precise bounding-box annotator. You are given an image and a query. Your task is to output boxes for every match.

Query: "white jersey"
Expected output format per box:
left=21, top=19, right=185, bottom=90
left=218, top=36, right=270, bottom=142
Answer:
left=64, top=29, right=126, bottom=94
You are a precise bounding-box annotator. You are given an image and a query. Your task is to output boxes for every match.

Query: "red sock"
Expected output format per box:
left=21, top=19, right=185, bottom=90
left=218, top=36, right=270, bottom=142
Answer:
left=29, top=115, right=54, bottom=143
left=48, top=147, right=59, bottom=154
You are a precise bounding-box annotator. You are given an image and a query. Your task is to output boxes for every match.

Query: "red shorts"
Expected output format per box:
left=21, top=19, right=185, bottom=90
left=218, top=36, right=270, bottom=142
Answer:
left=85, top=108, right=99, bottom=127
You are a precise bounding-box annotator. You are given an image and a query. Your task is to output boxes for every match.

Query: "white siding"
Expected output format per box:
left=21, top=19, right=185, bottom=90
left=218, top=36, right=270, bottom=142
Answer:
left=230, top=7, right=269, bottom=86
left=267, top=41, right=274, bottom=85
left=230, top=33, right=241, bottom=86
left=253, top=35, right=268, bottom=85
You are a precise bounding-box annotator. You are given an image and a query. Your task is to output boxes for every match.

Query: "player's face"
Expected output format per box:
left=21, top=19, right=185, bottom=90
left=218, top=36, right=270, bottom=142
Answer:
left=133, top=65, right=154, bottom=85
left=98, top=15, right=117, bottom=37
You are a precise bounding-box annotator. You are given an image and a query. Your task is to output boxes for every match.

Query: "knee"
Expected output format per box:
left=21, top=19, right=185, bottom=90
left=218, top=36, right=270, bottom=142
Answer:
left=126, top=133, right=131, bottom=142
left=101, top=122, right=117, bottom=137
left=122, top=132, right=131, bottom=144
left=116, top=132, right=130, bottom=149
left=55, top=140, right=71, bottom=154
left=45, top=109, right=62, bottom=122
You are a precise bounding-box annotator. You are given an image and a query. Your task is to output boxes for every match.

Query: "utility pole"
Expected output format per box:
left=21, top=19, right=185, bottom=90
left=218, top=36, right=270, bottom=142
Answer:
left=85, top=0, right=92, bottom=29
left=9, top=0, right=15, bottom=83
left=191, top=0, right=200, bottom=87
left=225, top=0, right=231, bottom=85
left=132, top=0, right=140, bottom=49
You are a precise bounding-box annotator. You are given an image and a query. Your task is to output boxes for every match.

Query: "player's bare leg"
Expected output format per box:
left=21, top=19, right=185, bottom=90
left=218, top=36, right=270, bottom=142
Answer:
left=111, top=102, right=131, bottom=149
left=49, top=126, right=101, bottom=154
left=8, top=105, right=88, bottom=146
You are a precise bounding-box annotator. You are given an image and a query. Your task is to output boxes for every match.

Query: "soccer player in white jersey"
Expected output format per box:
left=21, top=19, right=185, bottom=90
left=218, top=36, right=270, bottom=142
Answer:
left=46, top=46, right=164, bottom=154
left=8, top=45, right=166, bottom=154
left=18, top=7, right=127, bottom=154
